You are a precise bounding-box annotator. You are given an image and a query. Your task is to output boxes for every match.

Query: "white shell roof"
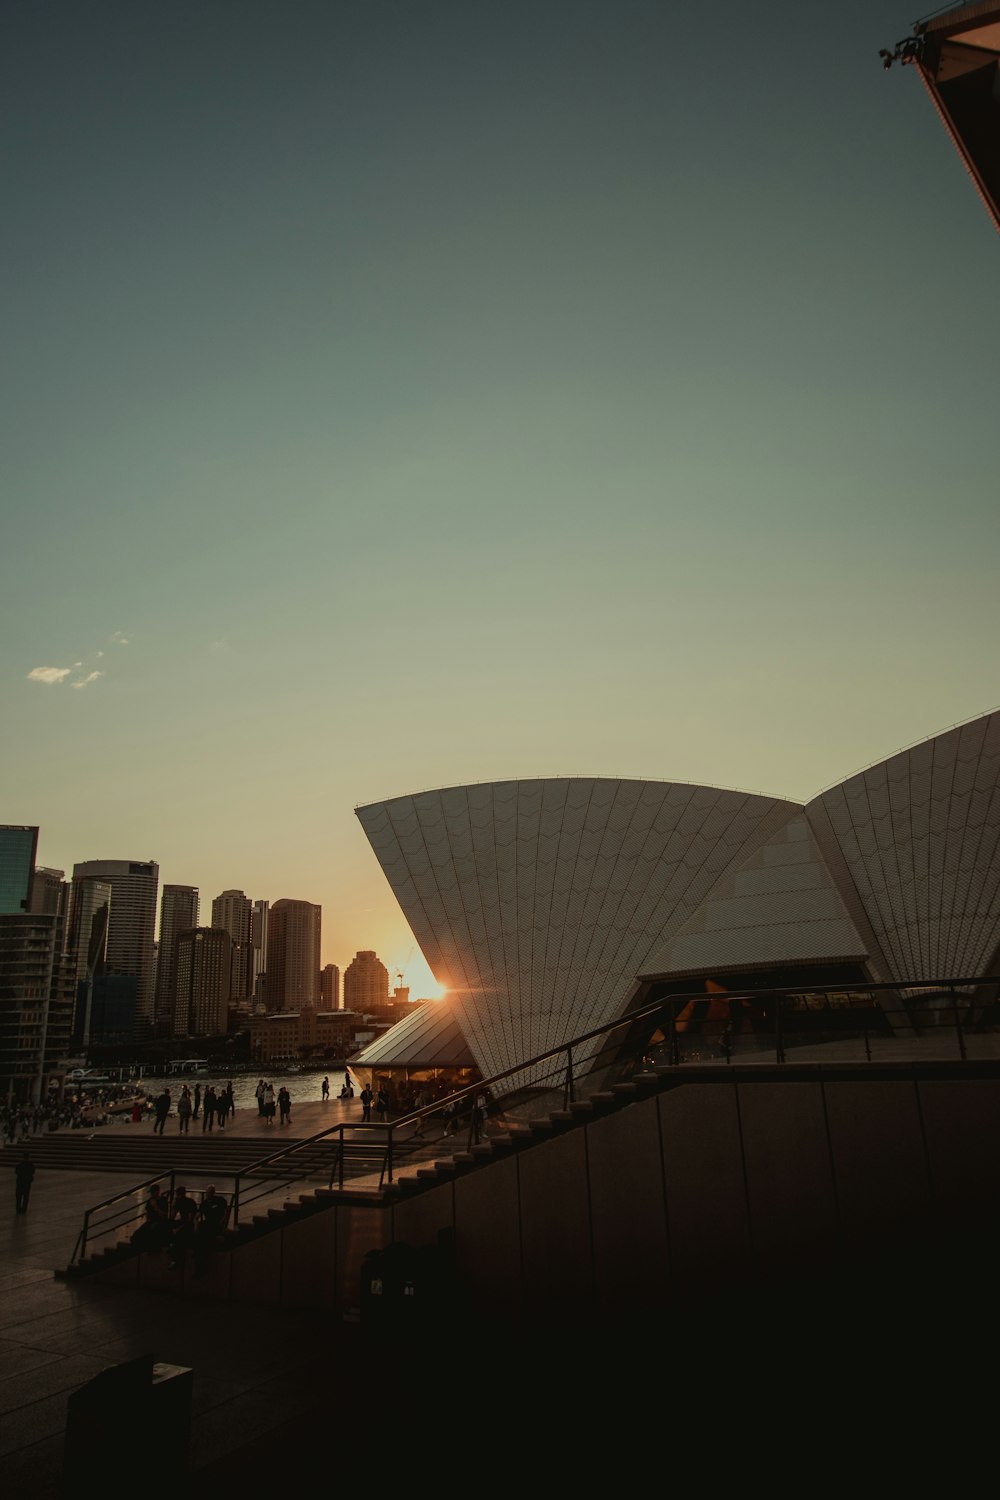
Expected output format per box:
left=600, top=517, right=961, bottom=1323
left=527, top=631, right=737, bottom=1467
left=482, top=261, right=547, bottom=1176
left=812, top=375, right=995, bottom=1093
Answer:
left=357, top=778, right=799, bottom=1081
left=356, top=713, right=1000, bottom=1078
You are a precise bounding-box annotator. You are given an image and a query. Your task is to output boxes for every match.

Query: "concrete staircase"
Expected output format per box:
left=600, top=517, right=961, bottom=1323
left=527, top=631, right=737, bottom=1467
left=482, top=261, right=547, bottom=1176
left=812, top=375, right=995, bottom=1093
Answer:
left=55, top=1070, right=668, bottom=1282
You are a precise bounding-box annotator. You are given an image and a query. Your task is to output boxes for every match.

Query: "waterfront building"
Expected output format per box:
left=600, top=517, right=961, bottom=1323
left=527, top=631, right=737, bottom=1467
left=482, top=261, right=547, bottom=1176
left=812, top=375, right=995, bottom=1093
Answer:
left=0, top=912, right=75, bottom=1103
left=211, top=889, right=252, bottom=999
left=343, top=950, right=389, bottom=1014
left=320, top=963, right=340, bottom=1009
left=249, top=1005, right=384, bottom=1063
left=250, top=899, right=269, bottom=1004
left=70, top=859, right=159, bottom=1034
left=154, top=884, right=200, bottom=1036
left=175, top=927, right=233, bottom=1036
left=266, top=899, right=321, bottom=1010
left=65, top=876, right=112, bottom=1047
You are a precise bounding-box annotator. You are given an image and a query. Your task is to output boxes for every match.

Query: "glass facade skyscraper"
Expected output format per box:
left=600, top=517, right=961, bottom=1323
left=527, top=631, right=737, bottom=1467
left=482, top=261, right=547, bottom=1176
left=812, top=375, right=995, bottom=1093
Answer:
left=0, top=826, right=38, bottom=915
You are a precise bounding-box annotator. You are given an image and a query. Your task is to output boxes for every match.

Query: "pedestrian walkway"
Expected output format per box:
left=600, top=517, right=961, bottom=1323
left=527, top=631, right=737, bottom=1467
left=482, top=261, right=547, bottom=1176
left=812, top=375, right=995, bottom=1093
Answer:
left=0, top=1091, right=495, bottom=1492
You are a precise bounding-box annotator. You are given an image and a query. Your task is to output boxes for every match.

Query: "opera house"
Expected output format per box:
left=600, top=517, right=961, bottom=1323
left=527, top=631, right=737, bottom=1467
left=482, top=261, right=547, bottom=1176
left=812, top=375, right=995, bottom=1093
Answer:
left=354, top=709, right=1000, bottom=1088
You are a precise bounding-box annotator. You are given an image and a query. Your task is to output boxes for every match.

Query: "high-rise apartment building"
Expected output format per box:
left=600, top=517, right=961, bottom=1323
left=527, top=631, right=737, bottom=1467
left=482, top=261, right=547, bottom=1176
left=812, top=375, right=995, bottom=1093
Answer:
left=0, top=912, right=75, bottom=1102
left=320, top=963, right=340, bottom=1009
left=211, top=889, right=252, bottom=999
left=0, top=826, right=38, bottom=915
left=250, top=900, right=269, bottom=1006
left=154, top=885, right=199, bottom=1036
left=174, top=927, right=233, bottom=1037
left=266, top=900, right=321, bottom=1010
left=343, top=950, right=389, bottom=1013
left=70, top=860, right=159, bottom=1032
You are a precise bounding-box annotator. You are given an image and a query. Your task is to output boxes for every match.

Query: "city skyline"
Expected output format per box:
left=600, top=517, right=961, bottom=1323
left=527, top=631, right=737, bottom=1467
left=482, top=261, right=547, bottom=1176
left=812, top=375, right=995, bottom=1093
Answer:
left=3, top=2, right=997, bottom=1010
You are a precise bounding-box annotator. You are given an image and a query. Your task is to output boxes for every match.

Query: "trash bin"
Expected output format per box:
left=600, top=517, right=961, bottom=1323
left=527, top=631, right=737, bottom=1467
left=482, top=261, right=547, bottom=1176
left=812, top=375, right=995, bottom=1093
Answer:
left=64, top=1352, right=193, bottom=1477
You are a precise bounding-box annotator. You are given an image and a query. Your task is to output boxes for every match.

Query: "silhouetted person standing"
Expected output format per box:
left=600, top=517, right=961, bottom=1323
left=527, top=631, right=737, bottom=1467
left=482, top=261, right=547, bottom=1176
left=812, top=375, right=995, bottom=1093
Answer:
left=153, top=1089, right=171, bottom=1135
left=15, top=1152, right=35, bottom=1214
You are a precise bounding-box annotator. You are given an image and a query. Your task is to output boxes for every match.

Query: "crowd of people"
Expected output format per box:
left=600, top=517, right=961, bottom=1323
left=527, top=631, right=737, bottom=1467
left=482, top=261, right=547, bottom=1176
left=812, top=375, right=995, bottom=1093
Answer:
left=131, top=1179, right=231, bottom=1277
left=0, top=1086, right=144, bottom=1143
left=149, top=1082, right=237, bottom=1133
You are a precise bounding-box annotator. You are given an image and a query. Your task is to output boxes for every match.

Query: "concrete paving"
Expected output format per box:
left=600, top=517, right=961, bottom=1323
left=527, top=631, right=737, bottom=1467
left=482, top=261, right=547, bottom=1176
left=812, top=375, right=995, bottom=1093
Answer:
left=0, top=1099, right=477, bottom=1494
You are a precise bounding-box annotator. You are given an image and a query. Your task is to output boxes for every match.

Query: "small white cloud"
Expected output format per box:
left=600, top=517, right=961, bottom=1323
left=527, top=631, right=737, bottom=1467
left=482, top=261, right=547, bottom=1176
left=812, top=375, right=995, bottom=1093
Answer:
left=71, top=671, right=103, bottom=690
left=111, top=631, right=129, bottom=645
left=96, top=650, right=104, bottom=658
left=28, top=666, right=73, bottom=685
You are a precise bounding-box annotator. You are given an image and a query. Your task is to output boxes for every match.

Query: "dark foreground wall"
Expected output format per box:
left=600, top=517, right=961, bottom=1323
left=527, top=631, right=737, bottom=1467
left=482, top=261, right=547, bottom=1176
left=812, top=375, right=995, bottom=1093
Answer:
left=98, top=1063, right=1000, bottom=1327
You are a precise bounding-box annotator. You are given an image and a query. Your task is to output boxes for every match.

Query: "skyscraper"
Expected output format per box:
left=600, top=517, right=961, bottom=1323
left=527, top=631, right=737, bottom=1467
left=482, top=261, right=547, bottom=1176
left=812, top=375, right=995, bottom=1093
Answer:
left=174, top=927, right=233, bottom=1036
left=154, top=885, right=199, bottom=1036
left=211, top=889, right=252, bottom=999
left=0, top=911, right=75, bottom=1103
left=266, top=900, right=321, bottom=1010
left=250, top=899, right=269, bottom=1006
left=65, top=876, right=112, bottom=1047
left=320, top=963, right=340, bottom=1009
left=70, top=860, right=159, bottom=1031
left=343, top=950, right=389, bottom=1013
left=0, top=826, right=38, bottom=915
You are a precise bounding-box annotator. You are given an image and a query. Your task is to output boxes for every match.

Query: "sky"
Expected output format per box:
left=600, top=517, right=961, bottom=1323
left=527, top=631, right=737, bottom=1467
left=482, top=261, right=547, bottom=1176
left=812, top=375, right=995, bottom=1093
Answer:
left=2, top=1, right=997, bottom=998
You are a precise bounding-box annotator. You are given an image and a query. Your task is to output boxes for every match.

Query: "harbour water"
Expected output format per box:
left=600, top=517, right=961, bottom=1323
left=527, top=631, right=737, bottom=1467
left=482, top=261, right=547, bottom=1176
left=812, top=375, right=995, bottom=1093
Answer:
left=139, top=1066, right=357, bottom=1115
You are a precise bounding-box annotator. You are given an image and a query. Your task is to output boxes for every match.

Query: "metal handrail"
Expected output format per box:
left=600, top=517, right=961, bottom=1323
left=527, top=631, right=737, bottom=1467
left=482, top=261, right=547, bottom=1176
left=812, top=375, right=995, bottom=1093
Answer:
left=67, top=974, right=1000, bottom=1257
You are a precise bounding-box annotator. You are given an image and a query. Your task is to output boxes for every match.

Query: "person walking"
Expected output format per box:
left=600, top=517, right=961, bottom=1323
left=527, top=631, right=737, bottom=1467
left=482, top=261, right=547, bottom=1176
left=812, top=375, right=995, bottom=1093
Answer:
left=262, top=1082, right=276, bottom=1125
left=321, top=1076, right=330, bottom=1102
left=375, top=1084, right=389, bottom=1122
left=255, top=1078, right=266, bottom=1116
left=177, top=1087, right=192, bottom=1134
left=277, top=1085, right=291, bottom=1127
left=153, top=1088, right=171, bottom=1135
left=14, top=1151, right=35, bottom=1214
left=193, top=1083, right=202, bottom=1120
left=202, top=1084, right=217, bottom=1133
left=360, top=1084, right=373, bottom=1122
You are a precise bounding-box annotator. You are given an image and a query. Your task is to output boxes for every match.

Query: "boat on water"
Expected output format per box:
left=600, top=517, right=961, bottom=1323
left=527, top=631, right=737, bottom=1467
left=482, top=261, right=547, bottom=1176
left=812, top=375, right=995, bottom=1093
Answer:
left=167, top=1058, right=210, bottom=1075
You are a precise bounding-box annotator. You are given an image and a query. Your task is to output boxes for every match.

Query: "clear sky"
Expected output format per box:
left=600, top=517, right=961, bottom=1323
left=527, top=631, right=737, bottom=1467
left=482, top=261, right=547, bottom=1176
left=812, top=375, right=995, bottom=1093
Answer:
left=3, top=1, right=997, bottom=998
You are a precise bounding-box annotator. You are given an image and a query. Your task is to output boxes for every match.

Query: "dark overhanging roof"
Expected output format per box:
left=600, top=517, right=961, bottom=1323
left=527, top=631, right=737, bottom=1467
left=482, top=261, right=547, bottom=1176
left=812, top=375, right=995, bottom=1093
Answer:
left=882, top=4, right=1000, bottom=234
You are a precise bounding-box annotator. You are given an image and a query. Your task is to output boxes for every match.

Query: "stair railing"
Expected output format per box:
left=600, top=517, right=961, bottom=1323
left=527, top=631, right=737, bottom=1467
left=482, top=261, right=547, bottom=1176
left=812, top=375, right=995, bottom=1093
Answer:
left=71, top=1170, right=176, bottom=1264
left=66, top=973, right=1000, bottom=1258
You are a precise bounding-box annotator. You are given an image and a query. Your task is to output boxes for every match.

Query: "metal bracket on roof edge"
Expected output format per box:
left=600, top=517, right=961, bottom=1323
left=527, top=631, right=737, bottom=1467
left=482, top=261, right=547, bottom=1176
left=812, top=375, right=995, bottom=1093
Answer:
left=879, top=33, right=925, bottom=70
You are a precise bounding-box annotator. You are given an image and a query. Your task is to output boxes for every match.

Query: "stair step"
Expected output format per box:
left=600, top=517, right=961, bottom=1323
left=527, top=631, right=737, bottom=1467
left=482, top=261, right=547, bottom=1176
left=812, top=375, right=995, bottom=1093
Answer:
left=568, top=1100, right=595, bottom=1116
